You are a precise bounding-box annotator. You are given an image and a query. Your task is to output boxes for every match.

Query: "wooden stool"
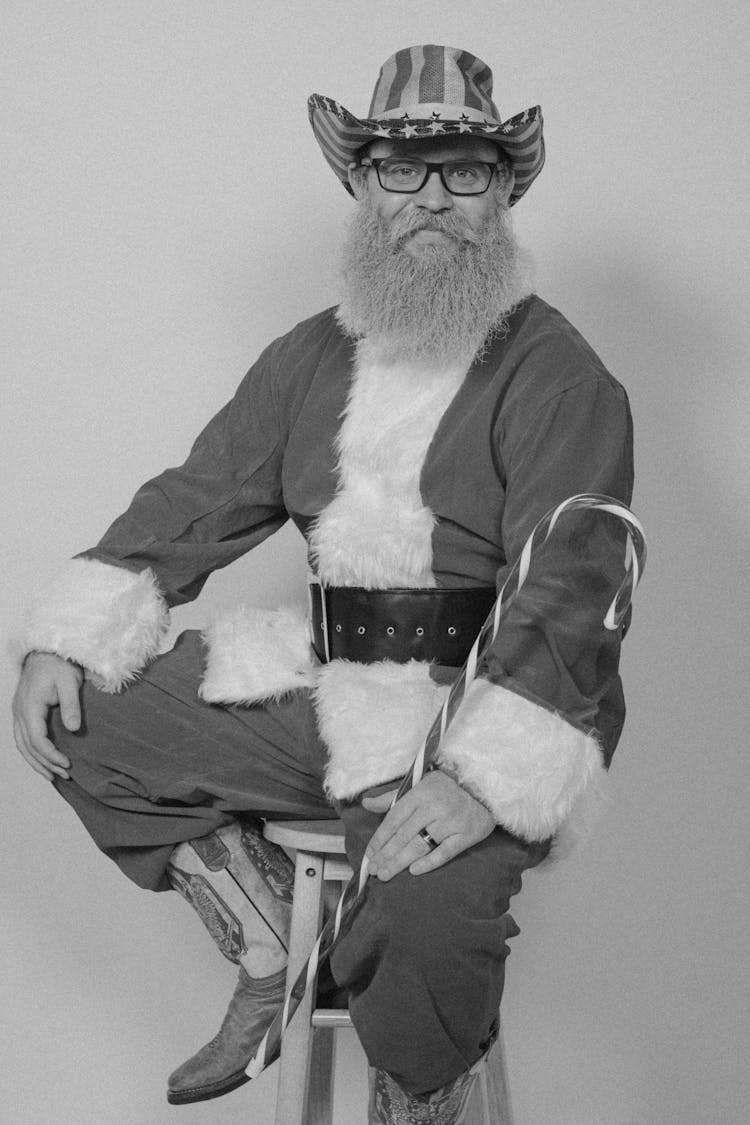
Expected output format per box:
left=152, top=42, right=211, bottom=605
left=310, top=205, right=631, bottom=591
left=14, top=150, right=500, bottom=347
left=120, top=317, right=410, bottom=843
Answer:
left=264, top=819, right=352, bottom=1125
left=263, top=818, right=513, bottom=1125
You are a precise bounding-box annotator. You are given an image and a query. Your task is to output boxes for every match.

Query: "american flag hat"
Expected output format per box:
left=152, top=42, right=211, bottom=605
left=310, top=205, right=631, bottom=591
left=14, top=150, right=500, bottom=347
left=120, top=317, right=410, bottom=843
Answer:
left=308, top=44, right=545, bottom=206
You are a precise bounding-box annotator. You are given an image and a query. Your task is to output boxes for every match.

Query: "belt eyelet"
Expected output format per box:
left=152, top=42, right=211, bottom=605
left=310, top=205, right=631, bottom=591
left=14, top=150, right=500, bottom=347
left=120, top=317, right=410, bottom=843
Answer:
left=447, top=626, right=457, bottom=636
left=357, top=625, right=366, bottom=635
left=386, top=626, right=395, bottom=636
left=335, top=624, right=342, bottom=633
left=415, top=627, right=424, bottom=636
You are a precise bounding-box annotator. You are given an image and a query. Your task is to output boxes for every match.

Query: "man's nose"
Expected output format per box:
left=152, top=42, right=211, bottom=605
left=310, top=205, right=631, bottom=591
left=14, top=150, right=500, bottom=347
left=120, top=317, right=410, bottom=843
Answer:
left=415, top=170, right=454, bottom=210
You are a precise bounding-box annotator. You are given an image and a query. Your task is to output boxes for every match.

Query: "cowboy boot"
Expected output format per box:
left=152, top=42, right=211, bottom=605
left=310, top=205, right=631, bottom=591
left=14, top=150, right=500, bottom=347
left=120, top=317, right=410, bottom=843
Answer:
left=367, top=1065, right=479, bottom=1125
left=165, top=818, right=293, bottom=1104
left=367, top=1018, right=500, bottom=1125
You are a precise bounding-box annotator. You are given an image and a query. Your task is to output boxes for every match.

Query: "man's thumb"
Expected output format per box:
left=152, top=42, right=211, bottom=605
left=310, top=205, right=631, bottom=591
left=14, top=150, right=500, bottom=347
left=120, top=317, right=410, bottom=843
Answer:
left=361, top=792, right=394, bottom=813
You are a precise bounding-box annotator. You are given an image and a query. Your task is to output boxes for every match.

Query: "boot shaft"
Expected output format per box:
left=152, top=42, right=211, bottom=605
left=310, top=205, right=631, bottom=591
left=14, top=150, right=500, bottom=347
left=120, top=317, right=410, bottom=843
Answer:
left=168, top=818, right=294, bottom=977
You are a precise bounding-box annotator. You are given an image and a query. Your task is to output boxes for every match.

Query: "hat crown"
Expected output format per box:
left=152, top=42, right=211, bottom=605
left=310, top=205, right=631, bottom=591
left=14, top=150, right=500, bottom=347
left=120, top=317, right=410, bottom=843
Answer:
left=367, top=44, right=501, bottom=123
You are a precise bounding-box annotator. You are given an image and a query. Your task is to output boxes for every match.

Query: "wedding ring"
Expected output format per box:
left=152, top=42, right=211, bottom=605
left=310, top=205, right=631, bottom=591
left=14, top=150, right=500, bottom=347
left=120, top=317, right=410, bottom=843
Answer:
left=418, top=828, right=438, bottom=852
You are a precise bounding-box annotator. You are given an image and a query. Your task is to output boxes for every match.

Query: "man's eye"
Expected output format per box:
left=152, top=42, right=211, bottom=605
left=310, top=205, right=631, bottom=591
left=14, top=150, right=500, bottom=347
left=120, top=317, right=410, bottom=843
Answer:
left=385, top=164, right=421, bottom=178
left=448, top=165, right=480, bottom=181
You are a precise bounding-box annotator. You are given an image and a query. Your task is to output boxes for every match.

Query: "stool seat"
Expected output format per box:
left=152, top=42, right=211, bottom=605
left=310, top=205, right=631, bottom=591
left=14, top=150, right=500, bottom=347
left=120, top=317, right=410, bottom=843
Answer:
left=264, top=818, right=347, bottom=854
left=263, top=817, right=513, bottom=1124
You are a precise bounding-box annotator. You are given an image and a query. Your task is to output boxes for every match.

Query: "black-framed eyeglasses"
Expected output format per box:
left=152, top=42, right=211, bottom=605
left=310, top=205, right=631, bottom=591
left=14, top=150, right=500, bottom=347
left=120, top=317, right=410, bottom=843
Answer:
left=360, top=156, right=499, bottom=196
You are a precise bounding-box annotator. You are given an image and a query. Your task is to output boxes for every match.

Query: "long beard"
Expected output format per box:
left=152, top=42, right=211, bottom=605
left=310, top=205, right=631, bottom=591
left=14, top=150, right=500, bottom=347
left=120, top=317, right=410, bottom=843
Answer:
left=336, top=187, right=531, bottom=364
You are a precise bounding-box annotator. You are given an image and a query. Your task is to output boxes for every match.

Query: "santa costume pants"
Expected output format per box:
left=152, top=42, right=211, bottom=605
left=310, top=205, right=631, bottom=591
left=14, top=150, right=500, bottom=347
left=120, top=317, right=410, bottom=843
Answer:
left=51, top=629, right=548, bottom=1095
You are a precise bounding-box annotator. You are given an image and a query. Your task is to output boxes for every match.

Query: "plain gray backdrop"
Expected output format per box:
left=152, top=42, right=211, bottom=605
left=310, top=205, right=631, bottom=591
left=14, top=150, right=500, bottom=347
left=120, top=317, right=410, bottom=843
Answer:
left=2, top=2, right=748, bottom=1122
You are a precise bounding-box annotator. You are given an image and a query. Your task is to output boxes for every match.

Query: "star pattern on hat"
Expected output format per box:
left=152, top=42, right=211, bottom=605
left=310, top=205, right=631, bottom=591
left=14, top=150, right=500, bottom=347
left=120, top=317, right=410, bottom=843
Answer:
left=307, top=91, right=544, bottom=206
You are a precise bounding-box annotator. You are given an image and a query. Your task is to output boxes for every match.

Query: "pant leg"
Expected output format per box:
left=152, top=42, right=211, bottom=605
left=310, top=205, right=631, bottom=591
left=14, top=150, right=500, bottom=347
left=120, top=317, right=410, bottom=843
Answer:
left=52, top=627, right=542, bottom=1095
left=331, top=800, right=549, bottom=1096
left=51, top=630, right=335, bottom=891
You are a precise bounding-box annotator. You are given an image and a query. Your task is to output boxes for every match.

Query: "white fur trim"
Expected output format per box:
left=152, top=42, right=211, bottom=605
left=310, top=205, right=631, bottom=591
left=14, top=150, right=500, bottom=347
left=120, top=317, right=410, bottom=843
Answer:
left=314, top=659, right=450, bottom=800
left=20, top=558, right=169, bottom=692
left=436, top=678, right=608, bottom=843
left=309, top=340, right=470, bottom=587
left=199, top=605, right=318, bottom=705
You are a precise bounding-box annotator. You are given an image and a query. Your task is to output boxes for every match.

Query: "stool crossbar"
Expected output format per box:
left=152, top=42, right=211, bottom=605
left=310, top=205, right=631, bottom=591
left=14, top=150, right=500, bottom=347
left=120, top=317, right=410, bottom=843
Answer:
left=263, top=818, right=513, bottom=1125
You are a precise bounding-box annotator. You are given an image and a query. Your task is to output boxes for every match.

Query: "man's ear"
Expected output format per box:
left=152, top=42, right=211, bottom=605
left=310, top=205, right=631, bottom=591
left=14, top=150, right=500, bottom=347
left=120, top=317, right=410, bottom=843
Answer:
left=497, top=163, right=516, bottom=207
left=347, top=161, right=368, bottom=200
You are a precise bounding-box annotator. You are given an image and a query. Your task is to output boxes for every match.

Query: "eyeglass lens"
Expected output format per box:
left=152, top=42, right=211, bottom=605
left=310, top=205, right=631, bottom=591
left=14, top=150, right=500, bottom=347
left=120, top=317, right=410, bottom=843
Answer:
left=375, top=158, right=494, bottom=195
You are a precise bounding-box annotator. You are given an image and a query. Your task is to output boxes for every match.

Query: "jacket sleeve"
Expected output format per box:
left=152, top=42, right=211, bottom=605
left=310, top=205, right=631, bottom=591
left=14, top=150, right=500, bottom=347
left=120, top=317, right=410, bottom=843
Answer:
left=436, top=371, right=635, bottom=846
left=21, top=339, right=290, bottom=691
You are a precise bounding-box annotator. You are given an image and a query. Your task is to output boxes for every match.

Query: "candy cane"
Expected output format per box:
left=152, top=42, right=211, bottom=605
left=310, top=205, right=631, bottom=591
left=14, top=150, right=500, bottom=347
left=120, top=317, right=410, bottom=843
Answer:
left=247, top=493, right=647, bottom=1078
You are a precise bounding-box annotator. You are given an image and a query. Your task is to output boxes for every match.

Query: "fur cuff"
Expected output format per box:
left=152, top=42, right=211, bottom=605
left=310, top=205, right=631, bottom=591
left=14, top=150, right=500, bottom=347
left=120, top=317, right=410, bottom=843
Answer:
left=199, top=605, right=318, bottom=705
left=436, top=679, right=607, bottom=843
left=20, top=558, right=169, bottom=692
left=314, top=659, right=449, bottom=800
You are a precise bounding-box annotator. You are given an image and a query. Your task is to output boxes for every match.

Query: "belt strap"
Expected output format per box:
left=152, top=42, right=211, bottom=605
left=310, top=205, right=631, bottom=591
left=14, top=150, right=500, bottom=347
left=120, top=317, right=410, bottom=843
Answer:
left=309, top=585, right=496, bottom=667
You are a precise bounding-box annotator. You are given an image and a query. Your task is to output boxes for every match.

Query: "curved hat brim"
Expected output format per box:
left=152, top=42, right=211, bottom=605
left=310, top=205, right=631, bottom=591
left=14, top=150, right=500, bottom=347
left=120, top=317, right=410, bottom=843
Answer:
left=308, top=94, right=545, bottom=205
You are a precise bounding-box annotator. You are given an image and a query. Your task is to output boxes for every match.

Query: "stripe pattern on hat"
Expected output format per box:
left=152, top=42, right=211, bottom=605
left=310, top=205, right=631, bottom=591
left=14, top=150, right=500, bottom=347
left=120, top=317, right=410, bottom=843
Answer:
left=369, top=45, right=500, bottom=122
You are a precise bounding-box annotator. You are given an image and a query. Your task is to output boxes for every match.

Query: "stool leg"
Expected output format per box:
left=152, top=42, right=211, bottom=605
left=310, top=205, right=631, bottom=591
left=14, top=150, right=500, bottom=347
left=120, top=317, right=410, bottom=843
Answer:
left=274, top=850, right=335, bottom=1125
left=307, top=1026, right=337, bottom=1125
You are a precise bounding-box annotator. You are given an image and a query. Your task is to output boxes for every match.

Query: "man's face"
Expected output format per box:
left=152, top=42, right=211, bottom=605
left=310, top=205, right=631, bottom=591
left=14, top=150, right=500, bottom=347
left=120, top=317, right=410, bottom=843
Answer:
left=348, top=136, right=511, bottom=258
left=338, top=133, right=526, bottom=364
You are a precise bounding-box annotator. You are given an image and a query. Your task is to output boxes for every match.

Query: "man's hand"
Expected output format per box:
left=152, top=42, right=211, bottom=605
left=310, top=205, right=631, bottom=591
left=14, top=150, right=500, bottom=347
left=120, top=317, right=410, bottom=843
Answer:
left=12, top=653, right=83, bottom=781
left=362, top=768, right=495, bottom=881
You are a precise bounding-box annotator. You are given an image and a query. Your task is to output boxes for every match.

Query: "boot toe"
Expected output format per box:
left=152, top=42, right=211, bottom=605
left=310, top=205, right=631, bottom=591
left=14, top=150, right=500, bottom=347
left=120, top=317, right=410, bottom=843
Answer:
left=167, top=1056, right=249, bottom=1105
left=166, top=967, right=286, bottom=1104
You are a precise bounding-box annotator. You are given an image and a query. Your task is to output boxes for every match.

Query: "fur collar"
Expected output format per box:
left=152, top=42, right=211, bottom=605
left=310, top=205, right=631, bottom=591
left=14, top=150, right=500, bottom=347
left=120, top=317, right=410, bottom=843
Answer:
left=308, top=339, right=471, bottom=588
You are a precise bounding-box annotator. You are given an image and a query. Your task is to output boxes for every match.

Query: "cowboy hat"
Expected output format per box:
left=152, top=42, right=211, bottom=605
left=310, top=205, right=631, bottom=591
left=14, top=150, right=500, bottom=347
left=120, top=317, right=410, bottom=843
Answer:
left=308, top=44, right=545, bottom=206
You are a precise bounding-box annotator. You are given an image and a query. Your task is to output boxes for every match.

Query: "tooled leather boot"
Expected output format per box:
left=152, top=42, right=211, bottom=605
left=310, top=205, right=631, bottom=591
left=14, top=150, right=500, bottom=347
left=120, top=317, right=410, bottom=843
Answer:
left=165, top=818, right=293, bottom=1104
left=367, top=1065, right=479, bottom=1125
left=167, top=965, right=286, bottom=1104
left=367, top=1020, right=501, bottom=1125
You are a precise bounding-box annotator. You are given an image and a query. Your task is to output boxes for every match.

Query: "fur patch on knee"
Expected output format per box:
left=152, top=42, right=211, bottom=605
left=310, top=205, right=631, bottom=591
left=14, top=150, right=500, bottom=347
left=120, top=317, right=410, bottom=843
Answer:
left=314, top=659, right=450, bottom=800
left=198, top=605, right=318, bottom=705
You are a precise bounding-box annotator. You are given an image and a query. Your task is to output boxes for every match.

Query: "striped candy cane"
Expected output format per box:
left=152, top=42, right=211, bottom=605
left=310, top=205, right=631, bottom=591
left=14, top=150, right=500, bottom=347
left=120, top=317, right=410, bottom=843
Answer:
left=247, top=493, right=647, bottom=1078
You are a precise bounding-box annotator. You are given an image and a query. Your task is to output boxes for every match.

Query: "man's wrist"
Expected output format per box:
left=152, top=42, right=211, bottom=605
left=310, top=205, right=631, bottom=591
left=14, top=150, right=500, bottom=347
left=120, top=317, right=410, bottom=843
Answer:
left=433, top=761, right=460, bottom=783
left=433, top=762, right=498, bottom=822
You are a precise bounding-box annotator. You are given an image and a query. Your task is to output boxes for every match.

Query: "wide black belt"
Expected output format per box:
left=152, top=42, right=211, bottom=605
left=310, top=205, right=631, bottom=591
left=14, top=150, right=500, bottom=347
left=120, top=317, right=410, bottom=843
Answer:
left=309, top=584, right=496, bottom=667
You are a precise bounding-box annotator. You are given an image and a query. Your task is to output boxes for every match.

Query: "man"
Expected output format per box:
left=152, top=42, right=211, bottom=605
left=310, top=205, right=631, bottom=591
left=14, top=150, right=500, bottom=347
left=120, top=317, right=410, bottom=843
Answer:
left=12, top=45, right=635, bottom=1123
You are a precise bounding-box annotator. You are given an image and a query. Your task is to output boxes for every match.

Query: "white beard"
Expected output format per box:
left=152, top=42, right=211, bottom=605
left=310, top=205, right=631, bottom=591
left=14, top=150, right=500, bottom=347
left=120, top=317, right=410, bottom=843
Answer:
left=336, top=186, right=532, bottom=364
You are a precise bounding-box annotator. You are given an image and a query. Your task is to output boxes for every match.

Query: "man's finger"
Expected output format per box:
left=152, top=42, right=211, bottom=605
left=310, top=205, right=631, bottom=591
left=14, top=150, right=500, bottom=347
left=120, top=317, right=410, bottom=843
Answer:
left=56, top=671, right=82, bottom=732
left=13, top=718, right=54, bottom=781
left=369, top=831, right=437, bottom=881
left=361, top=790, right=397, bottom=814
left=368, top=808, right=429, bottom=872
left=408, top=835, right=463, bottom=876
left=25, top=712, right=71, bottom=775
left=364, top=794, right=419, bottom=859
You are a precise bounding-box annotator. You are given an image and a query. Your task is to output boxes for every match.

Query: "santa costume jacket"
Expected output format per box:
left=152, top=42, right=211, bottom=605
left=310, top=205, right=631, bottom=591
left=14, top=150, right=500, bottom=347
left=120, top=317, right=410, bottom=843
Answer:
left=23, top=295, right=634, bottom=849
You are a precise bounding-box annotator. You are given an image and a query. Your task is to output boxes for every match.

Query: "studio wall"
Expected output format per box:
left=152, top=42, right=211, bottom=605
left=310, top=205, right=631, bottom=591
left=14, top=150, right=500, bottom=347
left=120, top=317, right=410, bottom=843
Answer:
left=2, top=3, right=747, bottom=1122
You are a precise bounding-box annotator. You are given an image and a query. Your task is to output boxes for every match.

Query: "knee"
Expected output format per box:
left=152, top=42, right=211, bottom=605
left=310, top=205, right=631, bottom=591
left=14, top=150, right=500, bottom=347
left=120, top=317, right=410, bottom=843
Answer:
left=376, top=866, right=519, bottom=979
